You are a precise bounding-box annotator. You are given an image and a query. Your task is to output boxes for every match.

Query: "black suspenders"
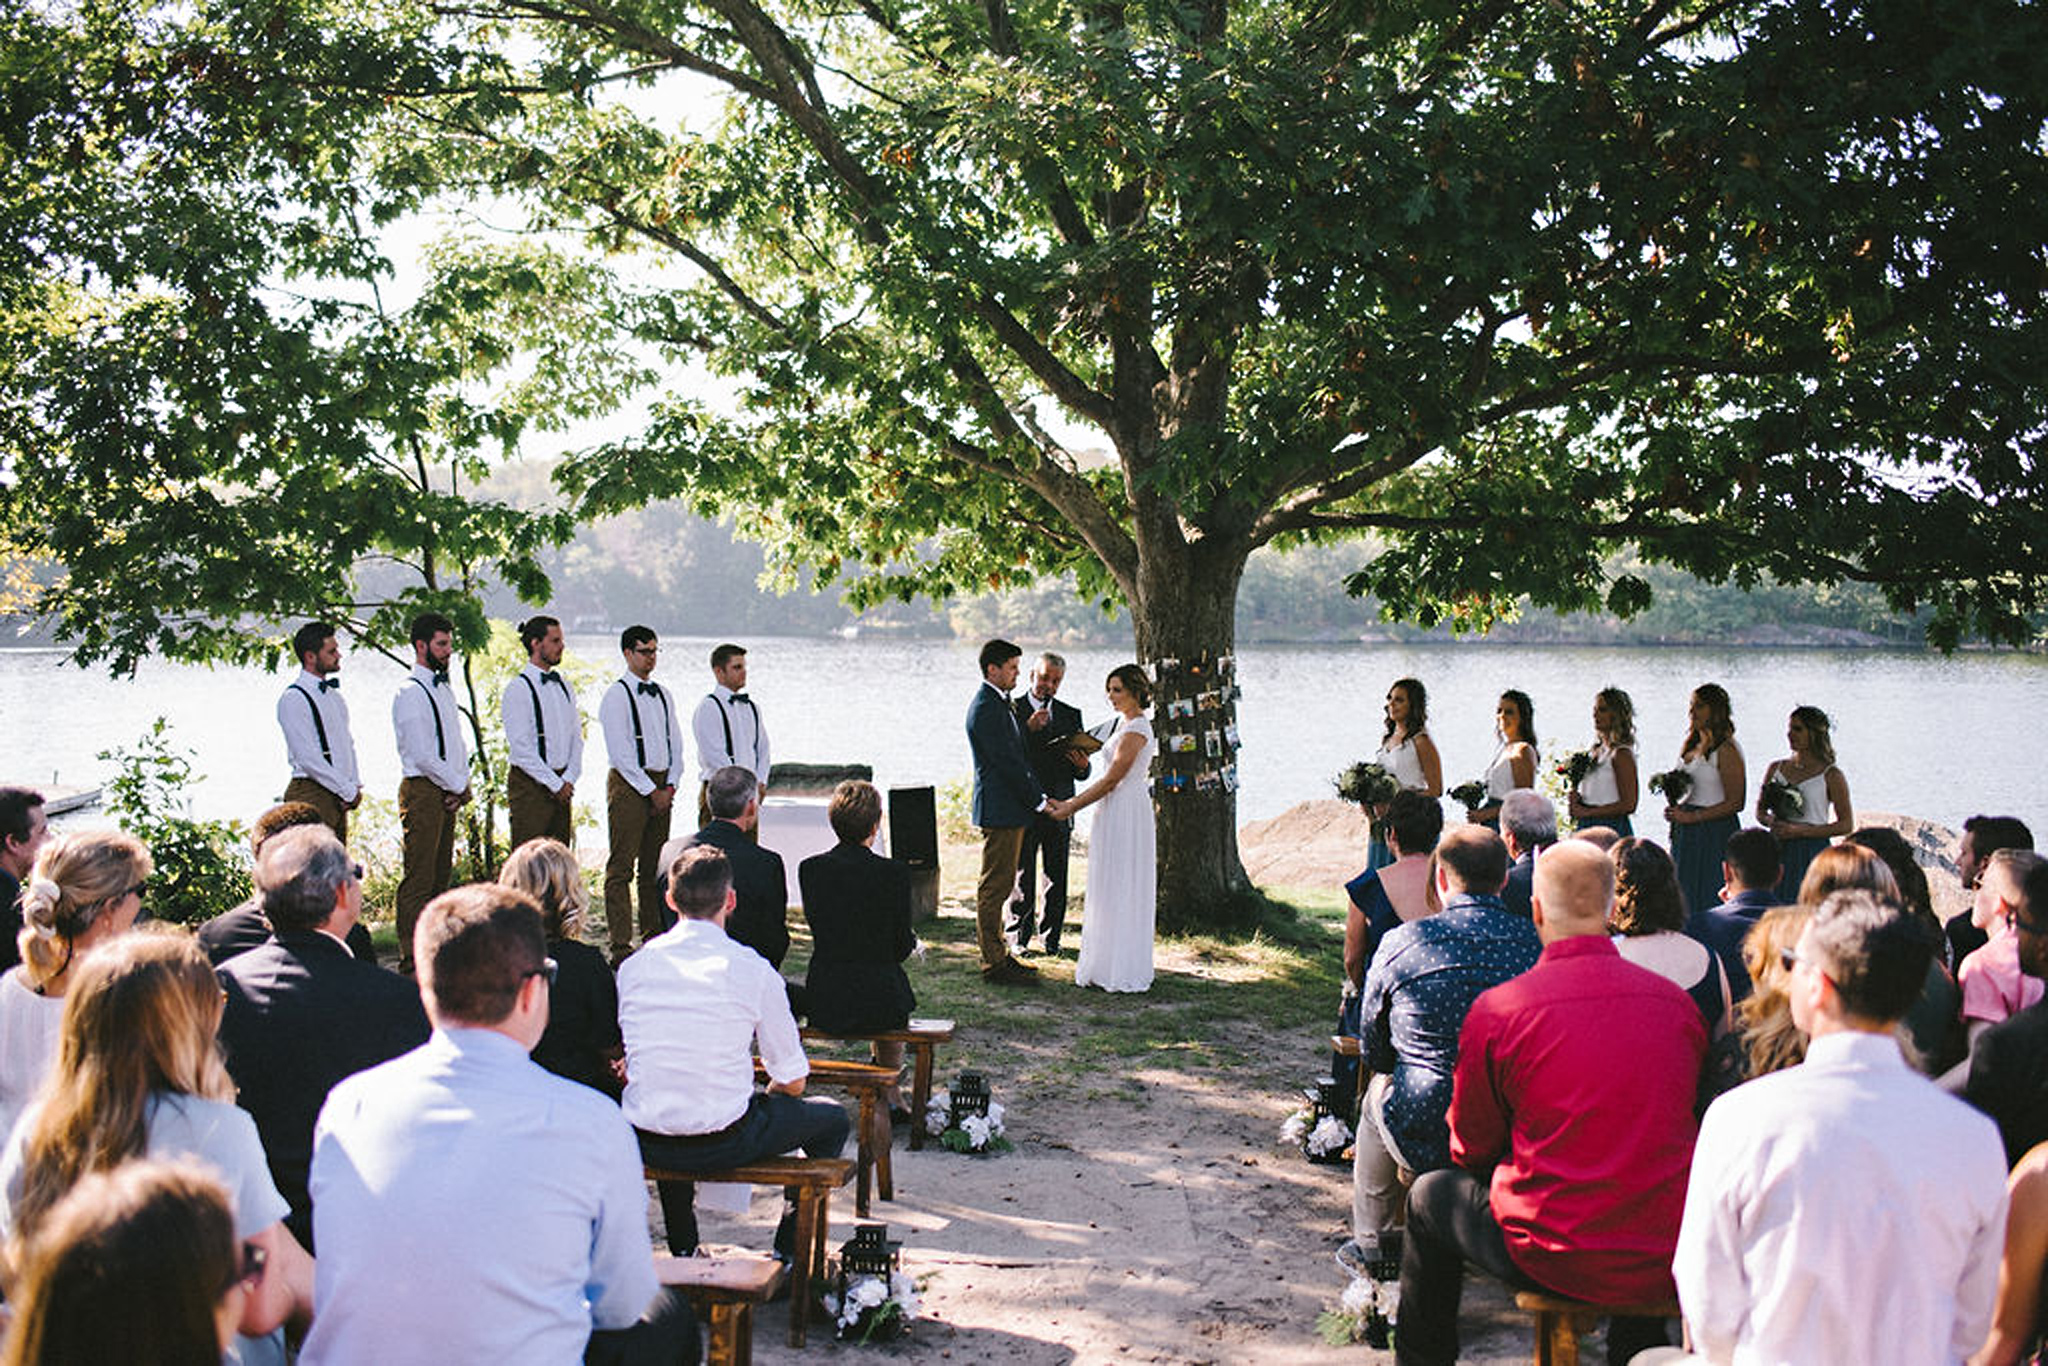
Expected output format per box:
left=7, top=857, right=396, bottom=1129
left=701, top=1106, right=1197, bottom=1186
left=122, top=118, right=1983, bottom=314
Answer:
left=521, top=674, right=549, bottom=763
left=290, top=685, right=332, bottom=764
left=620, top=680, right=646, bottom=767
left=411, top=679, right=447, bottom=760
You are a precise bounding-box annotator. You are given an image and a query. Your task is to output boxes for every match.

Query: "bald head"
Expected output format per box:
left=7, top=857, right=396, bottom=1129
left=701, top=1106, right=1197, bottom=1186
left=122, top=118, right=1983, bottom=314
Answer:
left=1437, top=825, right=1509, bottom=897
left=1531, top=840, right=1614, bottom=942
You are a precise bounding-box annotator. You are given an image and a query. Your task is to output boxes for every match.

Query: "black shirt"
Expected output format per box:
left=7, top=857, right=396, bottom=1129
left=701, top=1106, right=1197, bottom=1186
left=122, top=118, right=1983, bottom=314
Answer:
left=1966, top=996, right=2048, bottom=1167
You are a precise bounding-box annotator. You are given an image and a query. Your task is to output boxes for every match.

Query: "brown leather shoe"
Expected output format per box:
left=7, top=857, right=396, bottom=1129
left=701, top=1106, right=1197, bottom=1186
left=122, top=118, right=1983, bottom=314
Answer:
left=982, top=959, right=1040, bottom=985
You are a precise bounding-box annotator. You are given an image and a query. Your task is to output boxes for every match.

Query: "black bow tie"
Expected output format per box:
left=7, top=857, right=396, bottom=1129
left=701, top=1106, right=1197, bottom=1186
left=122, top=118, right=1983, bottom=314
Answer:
left=541, top=670, right=564, bottom=686
left=637, top=681, right=660, bottom=696
left=730, top=692, right=750, bottom=703
left=318, top=678, right=341, bottom=693
left=431, top=671, right=450, bottom=686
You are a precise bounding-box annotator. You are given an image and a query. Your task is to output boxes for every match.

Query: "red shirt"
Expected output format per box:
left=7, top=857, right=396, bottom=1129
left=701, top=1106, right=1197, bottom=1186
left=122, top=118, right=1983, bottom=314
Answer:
left=1448, top=935, right=1706, bottom=1304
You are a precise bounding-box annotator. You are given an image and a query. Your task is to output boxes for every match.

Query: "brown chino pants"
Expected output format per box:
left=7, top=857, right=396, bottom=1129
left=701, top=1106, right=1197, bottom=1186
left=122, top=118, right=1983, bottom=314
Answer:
left=976, top=825, right=1026, bottom=971
left=508, top=765, right=573, bottom=850
left=282, top=777, right=347, bottom=842
left=396, top=776, right=457, bottom=968
left=605, top=768, right=673, bottom=953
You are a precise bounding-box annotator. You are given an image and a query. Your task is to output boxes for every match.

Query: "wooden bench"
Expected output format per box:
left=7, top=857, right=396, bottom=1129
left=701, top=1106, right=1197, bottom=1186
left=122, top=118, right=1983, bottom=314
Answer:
left=653, top=1253, right=784, bottom=1366
left=802, top=1017, right=955, bottom=1151
left=1512, top=1290, right=1682, bottom=1366
left=644, top=1155, right=855, bottom=1348
left=1331, top=1033, right=1361, bottom=1057
left=758, top=1058, right=897, bottom=1217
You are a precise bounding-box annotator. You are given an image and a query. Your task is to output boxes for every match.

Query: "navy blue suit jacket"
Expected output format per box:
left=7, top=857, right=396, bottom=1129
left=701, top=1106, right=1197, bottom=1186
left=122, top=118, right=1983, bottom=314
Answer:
left=968, top=682, right=1042, bottom=828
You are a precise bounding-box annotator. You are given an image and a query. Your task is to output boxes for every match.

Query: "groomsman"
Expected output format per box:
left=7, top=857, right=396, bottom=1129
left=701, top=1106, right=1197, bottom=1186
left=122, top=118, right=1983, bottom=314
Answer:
left=599, top=625, right=680, bottom=962
left=392, top=612, right=471, bottom=971
left=502, top=615, right=583, bottom=848
left=277, top=621, right=361, bottom=841
left=693, top=642, right=770, bottom=830
left=1008, top=652, right=1088, bottom=956
left=966, top=639, right=1043, bottom=985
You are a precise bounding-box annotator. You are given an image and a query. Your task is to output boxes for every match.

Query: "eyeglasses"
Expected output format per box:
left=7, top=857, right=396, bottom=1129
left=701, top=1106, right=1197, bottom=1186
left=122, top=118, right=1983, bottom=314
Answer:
left=524, top=957, right=559, bottom=988
left=223, top=1240, right=267, bottom=1295
left=630, top=645, right=660, bottom=655
left=123, top=881, right=146, bottom=903
left=1778, top=947, right=1834, bottom=987
left=350, top=862, right=365, bottom=882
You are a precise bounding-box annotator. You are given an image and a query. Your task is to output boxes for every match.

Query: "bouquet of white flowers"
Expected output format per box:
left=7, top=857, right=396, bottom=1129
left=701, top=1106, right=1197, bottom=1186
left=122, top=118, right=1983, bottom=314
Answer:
left=924, top=1089, right=1013, bottom=1154
left=1279, top=1103, right=1353, bottom=1162
left=1318, top=1272, right=1396, bottom=1347
left=822, top=1271, right=923, bottom=1344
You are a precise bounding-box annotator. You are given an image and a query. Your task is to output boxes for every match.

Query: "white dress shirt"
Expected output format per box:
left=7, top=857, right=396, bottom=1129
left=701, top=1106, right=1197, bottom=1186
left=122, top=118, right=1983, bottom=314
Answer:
left=599, top=675, right=680, bottom=796
left=391, top=664, right=471, bottom=794
left=277, top=669, right=360, bottom=802
left=502, top=662, right=584, bottom=792
left=1674, top=1029, right=2006, bottom=1365
left=693, top=684, right=769, bottom=783
left=618, top=918, right=806, bottom=1136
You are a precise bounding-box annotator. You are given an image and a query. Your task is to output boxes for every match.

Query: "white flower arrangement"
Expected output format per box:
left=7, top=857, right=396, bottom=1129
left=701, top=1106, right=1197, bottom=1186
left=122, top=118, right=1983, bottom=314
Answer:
left=1318, top=1273, right=1396, bottom=1347
left=925, top=1089, right=1013, bottom=1154
left=1279, top=1105, right=1352, bottom=1159
left=821, top=1271, right=922, bottom=1344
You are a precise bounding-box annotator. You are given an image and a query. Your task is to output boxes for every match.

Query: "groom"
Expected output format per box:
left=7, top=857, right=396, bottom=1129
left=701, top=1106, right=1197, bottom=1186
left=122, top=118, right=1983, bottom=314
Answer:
left=967, top=639, right=1045, bottom=986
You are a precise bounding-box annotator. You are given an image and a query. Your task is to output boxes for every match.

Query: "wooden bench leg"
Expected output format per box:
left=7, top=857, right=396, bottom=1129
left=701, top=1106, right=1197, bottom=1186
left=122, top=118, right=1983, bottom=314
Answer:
left=788, top=1189, right=822, bottom=1348
left=855, top=1090, right=876, bottom=1218
left=874, top=1095, right=894, bottom=1202
left=909, top=1044, right=935, bottom=1152
left=1533, top=1308, right=1581, bottom=1366
left=705, top=1300, right=745, bottom=1366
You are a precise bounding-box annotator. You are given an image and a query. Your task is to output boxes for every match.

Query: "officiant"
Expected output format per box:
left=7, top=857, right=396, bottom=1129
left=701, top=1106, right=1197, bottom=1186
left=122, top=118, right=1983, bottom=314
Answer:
left=1007, top=652, right=1092, bottom=957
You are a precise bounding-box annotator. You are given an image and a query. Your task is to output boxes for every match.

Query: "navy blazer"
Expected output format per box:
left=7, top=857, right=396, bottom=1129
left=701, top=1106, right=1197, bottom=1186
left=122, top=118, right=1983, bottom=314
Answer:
left=683, top=819, right=791, bottom=969
left=968, top=682, right=1042, bottom=828
left=217, top=930, right=430, bottom=1246
left=1014, top=694, right=1087, bottom=801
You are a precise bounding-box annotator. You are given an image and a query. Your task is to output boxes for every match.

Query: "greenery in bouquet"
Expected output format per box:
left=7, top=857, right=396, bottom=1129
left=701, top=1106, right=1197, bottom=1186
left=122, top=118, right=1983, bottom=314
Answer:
left=1318, top=1274, right=1395, bottom=1348
left=1554, top=748, right=1598, bottom=790
left=925, top=1090, right=1013, bottom=1155
left=1759, top=775, right=1806, bottom=821
left=1447, top=780, right=1488, bottom=812
left=1648, top=768, right=1695, bottom=804
left=1334, top=762, right=1399, bottom=807
left=822, top=1271, right=923, bottom=1344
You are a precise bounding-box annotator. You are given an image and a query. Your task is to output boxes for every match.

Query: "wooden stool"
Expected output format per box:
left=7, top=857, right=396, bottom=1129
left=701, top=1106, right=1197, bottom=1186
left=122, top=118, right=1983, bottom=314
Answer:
left=653, top=1254, right=783, bottom=1366
left=802, top=1017, right=955, bottom=1150
left=1513, top=1290, right=1682, bottom=1366
left=644, top=1155, right=854, bottom=1347
left=763, top=1057, right=897, bottom=1216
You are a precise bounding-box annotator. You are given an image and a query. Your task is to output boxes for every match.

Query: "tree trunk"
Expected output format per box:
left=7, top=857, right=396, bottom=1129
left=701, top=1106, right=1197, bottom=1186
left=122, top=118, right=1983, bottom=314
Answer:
left=1130, top=541, right=1262, bottom=932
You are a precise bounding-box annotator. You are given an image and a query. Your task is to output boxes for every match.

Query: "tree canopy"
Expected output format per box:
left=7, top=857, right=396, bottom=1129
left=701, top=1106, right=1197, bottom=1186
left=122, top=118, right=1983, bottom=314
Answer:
left=4, top=0, right=2046, bottom=922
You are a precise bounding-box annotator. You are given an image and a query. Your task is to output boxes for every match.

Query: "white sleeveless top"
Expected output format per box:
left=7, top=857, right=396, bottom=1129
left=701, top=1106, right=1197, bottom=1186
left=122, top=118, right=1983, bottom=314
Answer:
left=1484, top=744, right=1520, bottom=799
left=1680, top=741, right=1739, bottom=807
left=1775, top=764, right=1834, bottom=824
left=1375, top=733, right=1428, bottom=791
left=1577, top=743, right=1630, bottom=806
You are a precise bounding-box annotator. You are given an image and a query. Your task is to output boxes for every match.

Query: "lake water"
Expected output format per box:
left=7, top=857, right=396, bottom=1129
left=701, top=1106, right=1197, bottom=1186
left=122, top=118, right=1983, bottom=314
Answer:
left=5, top=636, right=2044, bottom=848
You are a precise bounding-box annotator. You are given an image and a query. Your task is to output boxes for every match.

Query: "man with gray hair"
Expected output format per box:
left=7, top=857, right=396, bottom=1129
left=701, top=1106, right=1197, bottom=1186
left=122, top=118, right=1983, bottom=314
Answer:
left=1007, top=651, right=1088, bottom=956
left=660, top=764, right=791, bottom=973
left=1662, top=890, right=2006, bottom=1365
left=1498, top=789, right=1557, bottom=922
left=218, top=825, right=428, bottom=1246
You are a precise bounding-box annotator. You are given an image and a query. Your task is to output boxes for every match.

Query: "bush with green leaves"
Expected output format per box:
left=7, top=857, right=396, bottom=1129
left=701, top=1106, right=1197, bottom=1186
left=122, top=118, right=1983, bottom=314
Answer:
left=98, top=718, right=250, bottom=925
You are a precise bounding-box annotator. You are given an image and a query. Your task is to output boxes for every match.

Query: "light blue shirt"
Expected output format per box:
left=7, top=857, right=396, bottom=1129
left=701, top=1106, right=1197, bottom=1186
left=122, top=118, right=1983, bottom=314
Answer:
left=303, top=1028, right=658, bottom=1365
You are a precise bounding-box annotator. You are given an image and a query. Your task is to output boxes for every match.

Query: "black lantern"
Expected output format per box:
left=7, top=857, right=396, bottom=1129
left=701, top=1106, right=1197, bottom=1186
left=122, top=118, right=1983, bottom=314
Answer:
left=948, top=1071, right=991, bottom=1130
left=1301, top=1076, right=1348, bottom=1165
left=838, top=1223, right=902, bottom=1282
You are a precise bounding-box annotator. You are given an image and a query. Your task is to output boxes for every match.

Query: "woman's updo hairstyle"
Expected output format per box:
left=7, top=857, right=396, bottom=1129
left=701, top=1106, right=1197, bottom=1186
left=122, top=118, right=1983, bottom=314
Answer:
left=1109, top=664, right=1153, bottom=709
left=19, top=831, right=151, bottom=990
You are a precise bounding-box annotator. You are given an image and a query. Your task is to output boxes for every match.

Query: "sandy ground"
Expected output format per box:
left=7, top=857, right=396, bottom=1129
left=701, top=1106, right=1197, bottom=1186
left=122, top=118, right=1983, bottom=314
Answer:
left=667, top=802, right=1964, bottom=1362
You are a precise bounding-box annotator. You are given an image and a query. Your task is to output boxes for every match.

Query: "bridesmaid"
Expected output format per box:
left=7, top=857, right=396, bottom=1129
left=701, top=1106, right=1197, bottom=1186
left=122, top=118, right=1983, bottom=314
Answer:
left=1666, top=683, right=1747, bottom=917
left=1758, top=705, right=1854, bottom=901
left=1569, top=687, right=1639, bottom=836
left=1467, top=690, right=1536, bottom=829
left=1365, top=678, right=1443, bottom=870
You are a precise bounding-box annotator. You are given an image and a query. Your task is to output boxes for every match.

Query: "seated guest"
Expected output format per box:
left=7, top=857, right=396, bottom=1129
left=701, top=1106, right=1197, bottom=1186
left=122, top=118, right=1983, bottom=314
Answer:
left=625, top=846, right=849, bottom=1259
left=1571, top=825, right=1622, bottom=852
left=1670, top=891, right=2005, bottom=1364
left=1336, top=827, right=1539, bottom=1285
left=1684, top=825, right=1781, bottom=1003
left=660, top=766, right=797, bottom=1013
left=196, top=802, right=377, bottom=965
left=0, top=932, right=314, bottom=1364
left=1, top=830, right=149, bottom=1146
left=1958, top=850, right=2046, bottom=1040
left=1966, top=856, right=2048, bottom=1166
left=500, top=838, right=623, bottom=1098
left=1, top=1159, right=256, bottom=1366
left=1976, top=1141, right=2048, bottom=1366
left=305, top=885, right=693, bottom=1365
left=1733, top=907, right=1813, bottom=1079
left=1949, top=815, right=2035, bottom=969
left=1799, top=841, right=1957, bottom=1074
left=1339, top=791, right=1443, bottom=1116
left=800, top=781, right=917, bottom=1116
left=217, top=826, right=429, bottom=1246
left=1610, top=837, right=1730, bottom=1035
left=1396, top=842, right=1705, bottom=1366
left=1498, top=790, right=1557, bottom=922
left=0, top=787, right=48, bottom=974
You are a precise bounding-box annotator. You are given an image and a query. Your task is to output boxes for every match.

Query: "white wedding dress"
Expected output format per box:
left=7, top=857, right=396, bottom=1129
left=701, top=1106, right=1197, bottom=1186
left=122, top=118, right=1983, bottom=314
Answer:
left=1076, top=714, right=1157, bottom=993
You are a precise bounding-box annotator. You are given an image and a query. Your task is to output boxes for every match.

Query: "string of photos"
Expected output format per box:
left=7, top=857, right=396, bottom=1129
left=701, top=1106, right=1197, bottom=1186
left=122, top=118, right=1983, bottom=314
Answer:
left=1145, top=651, right=1241, bottom=797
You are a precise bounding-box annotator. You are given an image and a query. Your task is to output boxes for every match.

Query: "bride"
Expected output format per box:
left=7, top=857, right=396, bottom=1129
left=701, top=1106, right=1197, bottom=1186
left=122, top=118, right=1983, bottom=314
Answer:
left=1052, top=664, right=1158, bottom=993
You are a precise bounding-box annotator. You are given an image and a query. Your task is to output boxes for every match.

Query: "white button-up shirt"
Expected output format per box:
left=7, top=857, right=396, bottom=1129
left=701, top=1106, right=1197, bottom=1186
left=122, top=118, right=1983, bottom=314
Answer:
left=391, top=664, right=470, bottom=794
left=693, top=684, right=769, bottom=782
left=502, top=662, right=584, bottom=792
left=1675, top=1029, right=2007, bottom=1365
left=619, top=917, right=806, bottom=1136
left=600, top=675, right=679, bottom=796
left=277, top=670, right=360, bottom=802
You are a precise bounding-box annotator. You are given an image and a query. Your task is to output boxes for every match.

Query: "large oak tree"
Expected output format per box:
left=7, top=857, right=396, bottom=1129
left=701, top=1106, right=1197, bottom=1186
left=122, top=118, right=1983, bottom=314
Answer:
left=4, top=0, right=2046, bottom=926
